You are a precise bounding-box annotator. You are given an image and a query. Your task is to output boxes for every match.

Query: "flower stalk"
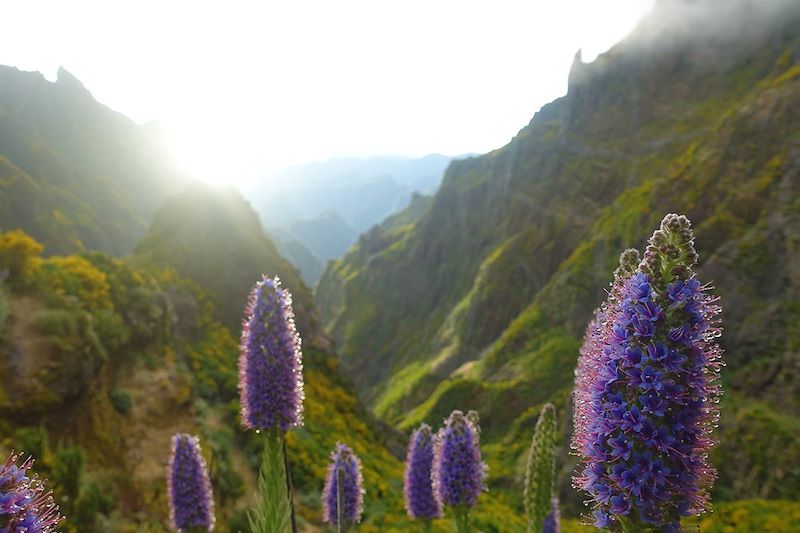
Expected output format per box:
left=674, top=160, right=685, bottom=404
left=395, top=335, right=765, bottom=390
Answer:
left=524, top=404, right=557, bottom=533
left=323, top=443, right=365, bottom=530
left=167, top=434, right=215, bottom=532
left=239, top=276, right=305, bottom=532
left=573, top=214, right=722, bottom=531
left=404, top=423, right=441, bottom=523
left=433, top=410, right=486, bottom=533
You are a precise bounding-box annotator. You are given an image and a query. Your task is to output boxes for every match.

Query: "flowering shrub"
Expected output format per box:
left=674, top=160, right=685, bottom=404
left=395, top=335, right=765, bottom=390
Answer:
left=573, top=214, right=723, bottom=531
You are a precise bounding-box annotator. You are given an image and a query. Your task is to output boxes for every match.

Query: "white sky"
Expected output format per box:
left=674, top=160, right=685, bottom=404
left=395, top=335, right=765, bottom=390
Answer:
left=1, top=0, right=655, bottom=184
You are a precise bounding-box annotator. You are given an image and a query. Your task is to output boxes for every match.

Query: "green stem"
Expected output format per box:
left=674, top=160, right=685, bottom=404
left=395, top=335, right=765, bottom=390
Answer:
left=282, top=438, right=298, bottom=533
left=422, top=519, right=433, bottom=533
left=452, top=505, right=470, bottom=533
left=618, top=516, right=636, bottom=533
left=618, top=515, right=660, bottom=533
left=337, top=467, right=347, bottom=533
left=248, top=429, right=291, bottom=533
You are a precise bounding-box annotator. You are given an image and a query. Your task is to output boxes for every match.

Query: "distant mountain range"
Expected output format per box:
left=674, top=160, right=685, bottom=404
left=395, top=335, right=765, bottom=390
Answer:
left=244, top=154, right=470, bottom=285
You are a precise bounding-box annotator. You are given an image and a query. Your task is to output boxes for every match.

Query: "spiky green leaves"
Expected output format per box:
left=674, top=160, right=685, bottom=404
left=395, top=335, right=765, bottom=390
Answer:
left=248, top=429, right=292, bottom=533
left=524, top=404, right=557, bottom=533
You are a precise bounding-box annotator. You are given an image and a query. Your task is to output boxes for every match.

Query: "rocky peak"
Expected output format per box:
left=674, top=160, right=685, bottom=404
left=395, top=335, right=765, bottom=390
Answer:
left=55, top=65, right=91, bottom=96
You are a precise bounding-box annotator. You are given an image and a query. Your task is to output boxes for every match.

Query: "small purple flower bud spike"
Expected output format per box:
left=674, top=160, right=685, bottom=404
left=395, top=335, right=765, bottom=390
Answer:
left=433, top=410, right=486, bottom=533
left=542, top=498, right=560, bottom=533
left=167, top=434, right=215, bottom=532
left=404, top=423, right=441, bottom=521
left=322, top=443, right=364, bottom=528
left=239, top=276, right=304, bottom=431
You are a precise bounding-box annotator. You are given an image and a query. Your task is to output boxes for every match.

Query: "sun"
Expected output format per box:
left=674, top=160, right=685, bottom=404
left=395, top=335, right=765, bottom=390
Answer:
left=167, top=124, right=253, bottom=186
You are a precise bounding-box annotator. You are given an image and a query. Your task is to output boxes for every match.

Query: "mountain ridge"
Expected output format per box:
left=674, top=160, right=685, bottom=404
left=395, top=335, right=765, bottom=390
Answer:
left=0, top=64, right=185, bottom=256
left=316, top=0, right=800, bottom=514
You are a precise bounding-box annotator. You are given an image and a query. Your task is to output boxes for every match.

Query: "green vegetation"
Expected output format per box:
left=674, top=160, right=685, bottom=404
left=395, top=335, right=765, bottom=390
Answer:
left=110, top=388, right=134, bottom=413
left=317, top=3, right=800, bottom=526
left=1, top=2, right=799, bottom=530
left=0, top=222, right=523, bottom=531
left=0, top=66, right=183, bottom=256
left=133, top=184, right=317, bottom=334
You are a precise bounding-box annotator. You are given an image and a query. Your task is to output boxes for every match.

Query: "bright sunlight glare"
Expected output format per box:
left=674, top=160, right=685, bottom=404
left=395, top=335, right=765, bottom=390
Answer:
left=0, top=0, right=655, bottom=184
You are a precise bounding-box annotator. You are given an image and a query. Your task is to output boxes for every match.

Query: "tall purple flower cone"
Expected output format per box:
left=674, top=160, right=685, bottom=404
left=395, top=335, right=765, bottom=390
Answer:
left=404, top=423, right=441, bottom=521
left=542, top=498, right=560, bottom=533
left=432, top=410, right=486, bottom=510
left=572, top=249, right=640, bottom=453
left=573, top=214, right=722, bottom=532
left=0, top=452, right=62, bottom=533
left=167, top=434, right=215, bottom=532
left=238, top=275, right=304, bottom=431
left=322, top=443, right=364, bottom=526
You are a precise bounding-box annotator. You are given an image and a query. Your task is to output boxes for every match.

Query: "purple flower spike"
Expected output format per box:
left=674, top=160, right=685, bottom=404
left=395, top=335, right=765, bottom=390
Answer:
left=572, top=249, right=640, bottom=454
left=0, top=452, right=62, bottom=533
left=542, top=498, right=560, bottom=533
left=167, top=434, right=215, bottom=532
left=239, top=276, right=304, bottom=431
left=404, top=423, right=441, bottom=520
left=322, top=443, right=365, bottom=526
left=573, top=215, right=722, bottom=531
left=433, top=410, right=486, bottom=509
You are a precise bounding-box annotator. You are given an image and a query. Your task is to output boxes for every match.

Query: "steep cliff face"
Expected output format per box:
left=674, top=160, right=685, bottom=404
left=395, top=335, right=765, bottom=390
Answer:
left=317, top=0, right=800, bottom=509
left=0, top=66, right=184, bottom=256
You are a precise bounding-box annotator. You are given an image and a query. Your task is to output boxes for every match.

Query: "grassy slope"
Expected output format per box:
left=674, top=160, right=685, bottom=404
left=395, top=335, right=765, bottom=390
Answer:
left=317, top=0, right=800, bottom=523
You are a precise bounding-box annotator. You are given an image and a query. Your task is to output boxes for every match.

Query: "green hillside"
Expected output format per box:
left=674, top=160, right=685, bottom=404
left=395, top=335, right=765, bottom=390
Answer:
left=0, top=228, right=417, bottom=532
left=0, top=66, right=184, bottom=256
left=132, top=184, right=320, bottom=335
left=0, top=65, right=520, bottom=531
left=317, top=0, right=800, bottom=520
left=129, top=184, right=527, bottom=531
left=2, top=1, right=800, bottom=531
